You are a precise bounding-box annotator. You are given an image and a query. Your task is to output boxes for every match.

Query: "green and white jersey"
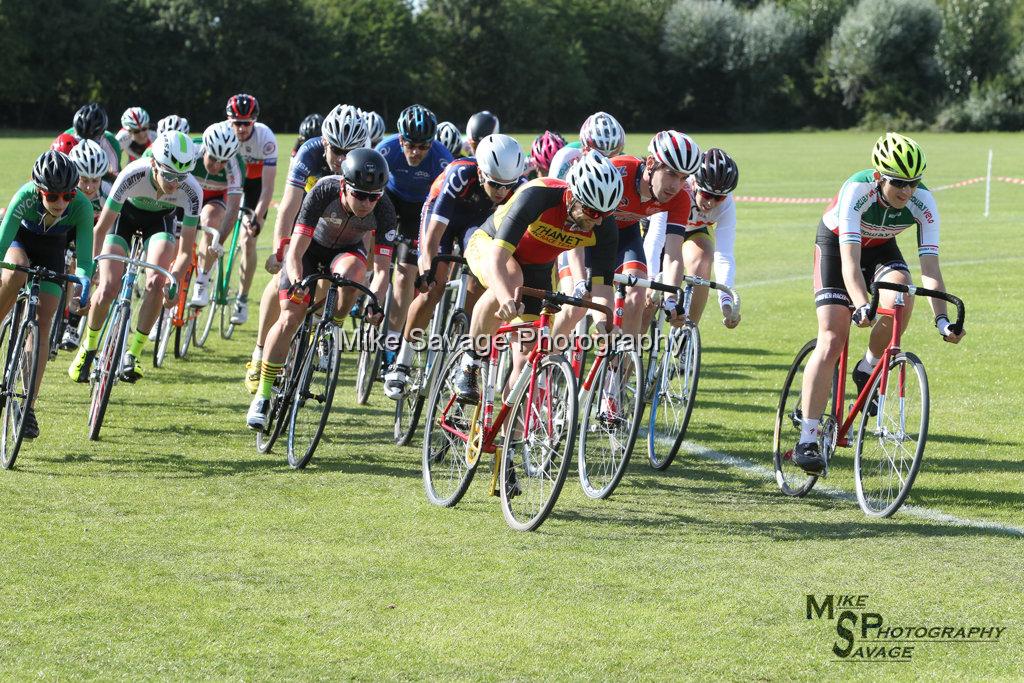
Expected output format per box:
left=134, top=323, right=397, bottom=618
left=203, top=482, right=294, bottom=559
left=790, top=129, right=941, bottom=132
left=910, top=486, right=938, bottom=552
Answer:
left=0, top=182, right=95, bottom=278
left=65, top=128, right=123, bottom=176
left=105, top=158, right=202, bottom=229
left=143, top=139, right=245, bottom=200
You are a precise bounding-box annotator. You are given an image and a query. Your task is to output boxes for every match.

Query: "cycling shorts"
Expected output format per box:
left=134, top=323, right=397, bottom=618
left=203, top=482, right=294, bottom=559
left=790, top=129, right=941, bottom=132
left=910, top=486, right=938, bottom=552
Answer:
left=106, top=201, right=177, bottom=251
left=556, top=221, right=647, bottom=281
left=465, top=227, right=556, bottom=320
left=9, top=227, right=67, bottom=296
left=813, top=221, right=908, bottom=309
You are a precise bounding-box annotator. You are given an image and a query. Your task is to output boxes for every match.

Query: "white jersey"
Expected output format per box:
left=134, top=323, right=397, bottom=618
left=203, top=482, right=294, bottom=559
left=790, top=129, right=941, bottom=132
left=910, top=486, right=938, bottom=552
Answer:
left=548, top=145, right=582, bottom=180
left=105, top=158, right=203, bottom=229
left=644, top=177, right=737, bottom=308
left=233, top=122, right=278, bottom=180
left=115, top=128, right=157, bottom=163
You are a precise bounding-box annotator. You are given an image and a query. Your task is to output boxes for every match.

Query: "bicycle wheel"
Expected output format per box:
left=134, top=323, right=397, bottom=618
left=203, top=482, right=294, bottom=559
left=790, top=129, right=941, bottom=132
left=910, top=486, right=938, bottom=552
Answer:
left=500, top=354, right=578, bottom=532
left=89, top=303, right=130, bottom=441
left=220, top=288, right=238, bottom=340
left=647, top=323, right=701, bottom=470
left=854, top=352, right=929, bottom=517
left=196, top=295, right=218, bottom=347
left=422, top=348, right=478, bottom=507
left=393, top=338, right=426, bottom=447
left=286, top=326, right=340, bottom=469
left=48, top=287, right=68, bottom=360
left=255, top=331, right=304, bottom=454
left=0, top=316, right=39, bottom=469
left=578, top=347, right=644, bottom=499
left=153, top=307, right=172, bottom=368
left=355, top=316, right=382, bottom=405
left=177, top=308, right=197, bottom=359
left=771, top=339, right=827, bottom=497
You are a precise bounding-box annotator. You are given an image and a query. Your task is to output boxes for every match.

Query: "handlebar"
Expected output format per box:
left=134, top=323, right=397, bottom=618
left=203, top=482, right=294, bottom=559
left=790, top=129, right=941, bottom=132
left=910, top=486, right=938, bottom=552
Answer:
left=677, top=274, right=741, bottom=315
left=0, top=261, right=90, bottom=308
left=293, top=272, right=380, bottom=310
left=432, top=254, right=467, bottom=268
left=612, top=272, right=679, bottom=295
left=868, top=282, right=965, bottom=335
left=95, top=253, right=178, bottom=299
left=517, top=286, right=613, bottom=322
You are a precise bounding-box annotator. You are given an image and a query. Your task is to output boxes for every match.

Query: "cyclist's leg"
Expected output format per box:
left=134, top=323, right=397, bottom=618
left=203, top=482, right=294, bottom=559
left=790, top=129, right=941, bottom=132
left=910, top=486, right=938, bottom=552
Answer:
left=0, top=244, right=29, bottom=316
left=197, top=200, right=227, bottom=276
left=29, top=290, right=59, bottom=407
left=617, top=223, right=649, bottom=336
left=866, top=255, right=913, bottom=359
left=237, top=225, right=258, bottom=301
left=331, top=250, right=368, bottom=320
left=681, top=231, right=715, bottom=325
left=71, top=232, right=126, bottom=381
left=552, top=250, right=586, bottom=338
left=124, top=232, right=176, bottom=364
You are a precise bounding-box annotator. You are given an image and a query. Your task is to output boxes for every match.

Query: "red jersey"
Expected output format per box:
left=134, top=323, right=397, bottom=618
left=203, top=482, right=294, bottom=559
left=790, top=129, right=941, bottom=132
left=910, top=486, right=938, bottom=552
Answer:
left=610, top=155, right=692, bottom=232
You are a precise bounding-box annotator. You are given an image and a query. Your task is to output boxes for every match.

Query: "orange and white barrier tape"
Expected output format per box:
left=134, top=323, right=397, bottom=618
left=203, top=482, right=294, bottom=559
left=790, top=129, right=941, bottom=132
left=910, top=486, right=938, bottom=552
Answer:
left=735, top=176, right=1024, bottom=205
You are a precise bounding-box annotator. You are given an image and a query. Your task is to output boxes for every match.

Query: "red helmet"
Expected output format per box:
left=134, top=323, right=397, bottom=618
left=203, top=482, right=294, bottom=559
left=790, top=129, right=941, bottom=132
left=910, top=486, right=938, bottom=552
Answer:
left=530, top=130, right=566, bottom=172
left=51, top=133, right=79, bottom=155
left=226, top=93, right=260, bottom=121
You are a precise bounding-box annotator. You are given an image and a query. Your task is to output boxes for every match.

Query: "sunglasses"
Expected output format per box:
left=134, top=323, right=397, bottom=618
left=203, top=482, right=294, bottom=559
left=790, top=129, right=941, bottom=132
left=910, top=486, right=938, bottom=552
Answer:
left=884, top=176, right=920, bottom=189
left=483, top=177, right=518, bottom=190
left=41, top=189, right=77, bottom=202
left=328, top=144, right=357, bottom=156
left=574, top=201, right=610, bottom=220
left=230, top=120, right=254, bottom=128
left=699, top=190, right=728, bottom=202
left=347, top=186, right=384, bottom=202
left=402, top=139, right=432, bottom=151
left=158, top=166, right=188, bottom=182
left=129, top=127, right=149, bottom=133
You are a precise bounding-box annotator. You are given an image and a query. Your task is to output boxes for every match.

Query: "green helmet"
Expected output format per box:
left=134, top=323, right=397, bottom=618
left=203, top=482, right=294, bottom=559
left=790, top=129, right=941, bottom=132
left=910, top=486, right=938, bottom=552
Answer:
left=152, top=131, right=196, bottom=174
left=872, top=132, right=926, bottom=180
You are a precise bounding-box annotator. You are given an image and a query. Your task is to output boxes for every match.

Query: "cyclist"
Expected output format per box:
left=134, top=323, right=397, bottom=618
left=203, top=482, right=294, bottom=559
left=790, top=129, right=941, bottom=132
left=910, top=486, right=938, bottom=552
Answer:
left=643, top=147, right=742, bottom=329
left=116, top=107, right=156, bottom=164
left=67, top=103, right=121, bottom=182
left=246, top=149, right=396, bottom=430
left=51, top=133, right=79, bottom=156
left=383, top=133, right=526, bottom=399
left=226, top=93, right=277, bottom=327
left=792, top=133, right=965, bottom=474
left=364, top=111, right=386, bottom=147
left=528, top=130, right=566, bottom=179
left=68, top=131, right=201, bottom=384
left=156, top=114, right=190, bottom=135
left=244, top=104, right=368, bottom=393
left=548, top=111, right=625, bottom=180
left=376, top=104, right=453, bottom=364
left=436, top=121, right=464, bottom=157
left=463, top=110, right=499, bottom=155
left=189, top=122, right=245, bottom=307
left=454, top=150, right=623, bottom=402
left=0, top=151, right=94, bottom=437
left=291, top=113, right=323, bottom=157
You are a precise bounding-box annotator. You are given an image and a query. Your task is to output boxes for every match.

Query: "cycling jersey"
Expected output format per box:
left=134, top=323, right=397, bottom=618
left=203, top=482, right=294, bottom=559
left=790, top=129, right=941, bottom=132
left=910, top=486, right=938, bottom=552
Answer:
left=423, top=158, right=519, bottom=250
left=376, top=134, right=453, bottom=203
left=82, top=180, right=112, bottom=221
left=64, top=128, right=122, bottom=176
left=287, top=138, right=334, bottom=193
left=190, top=142, right=245, bottom=203
left=293, top=176, right=399, bottom=253
left=610, top=155, right=692, bottom=230
left=115, top=128, right=156, bottom=163
left=547, top=145, right=581, bottom=180
left=480, top=177, right=618, bottom=284
left=106, top=158, right=202, bottom=229
left=233, top=122, right=278, bottom=180
left=0, top=182, right=95, bottom=279
left=822, top=169, right=939, bottom=255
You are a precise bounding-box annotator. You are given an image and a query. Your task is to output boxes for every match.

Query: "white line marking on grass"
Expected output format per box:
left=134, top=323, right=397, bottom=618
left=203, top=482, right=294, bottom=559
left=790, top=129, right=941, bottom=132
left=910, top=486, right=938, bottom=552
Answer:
left=680, top=440, right=1024, bottom=537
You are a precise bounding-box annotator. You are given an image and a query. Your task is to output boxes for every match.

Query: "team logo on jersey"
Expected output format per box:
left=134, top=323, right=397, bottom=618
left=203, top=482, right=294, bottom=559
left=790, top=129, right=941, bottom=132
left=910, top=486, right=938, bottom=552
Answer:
left=385, top=229, right=398, bottom=242
left=263, top=141, right=275, bottom=155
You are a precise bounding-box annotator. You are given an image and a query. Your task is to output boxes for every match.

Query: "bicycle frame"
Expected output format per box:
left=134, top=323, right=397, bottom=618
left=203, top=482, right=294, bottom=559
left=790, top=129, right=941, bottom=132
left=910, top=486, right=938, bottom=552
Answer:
left=213, top=208, right=249, bottom=306
left=170, top=226, right=220, bottom=329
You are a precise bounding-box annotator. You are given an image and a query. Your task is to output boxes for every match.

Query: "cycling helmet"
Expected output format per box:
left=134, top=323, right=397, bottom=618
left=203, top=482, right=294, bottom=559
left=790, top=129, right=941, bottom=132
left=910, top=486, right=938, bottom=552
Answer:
left=363, top=110, right=386, bottom=146
left=69, top=139, right=109, bottom=179
left=226, top=93, right=260, bottom=121
left=530, top=130, right=566, bottom=171
left=341, top=148, right=389, bottom=192
left=151, top=131, right=197, bottom=174
left=694, top=148, right=739, bottom=195
left=202, top=122, right=240, bottom=162
left=872, top=132, right=926, bottom=180
left=466, top=111, right=499, bottom=141
left=397, top=104, right=437, bottom=143
left=579, top=112, right=625, bottom=157
left=157, top=115, right=190, bottom=135
left=436, top=122, right=463, bottom=156
left=475, top=134, right=526, bottom=182
left=73, top=103, right=108, bottom=140
left=323, top=104, right=369, bottom=150
left=32, top=151, right=79, bottom=193
left=298, top=113, right=324, bottom=141
left=121, top=106, right=150, bottom=131
left=648, top=130, right=701, bottom=175
left=51, top=133, right=79, bottom=155
left=566, top=150, right=624, bottom=213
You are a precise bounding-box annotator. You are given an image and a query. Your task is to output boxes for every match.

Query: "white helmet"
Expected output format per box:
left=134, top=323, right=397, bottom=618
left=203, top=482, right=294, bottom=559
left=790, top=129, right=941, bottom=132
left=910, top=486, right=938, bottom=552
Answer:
left=202, top=122, right=240, bottom=162
left=152, top=131, right=197, bottom=174
left=566, top=150, right=623, bottom=213
left=436, top=122, right=463, bottom=156
left=69, top=139, right=109, bottom=179
left=157, top=114, right=190, bottom=135
left=648, top=130, right=701, bottom=175
left=579, top=112, right=625, bottom=157
left=475, top=134, right=526, bottom=182
left=363, top=110, right=386, bottom=146
left=120, top=107, right=150, bottom=131
left=323, top=104, right=369, bottom=150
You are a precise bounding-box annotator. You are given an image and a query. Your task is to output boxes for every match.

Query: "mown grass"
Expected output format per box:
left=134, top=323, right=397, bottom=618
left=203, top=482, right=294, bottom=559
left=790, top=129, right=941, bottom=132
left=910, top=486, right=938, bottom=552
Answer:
left=0, top=131, right=1020, bottom=680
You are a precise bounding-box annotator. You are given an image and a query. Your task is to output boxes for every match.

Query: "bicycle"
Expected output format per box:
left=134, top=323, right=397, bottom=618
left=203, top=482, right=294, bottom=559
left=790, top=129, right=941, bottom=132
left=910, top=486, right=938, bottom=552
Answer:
left=773, top=281, right=965, bottom=517
left=392, top=253, right=471, bottom=446
left=255, top=273, right=378, bottom=469
left=196, top=207, right=251, bottom=346
left=47, top=246, right=76, bottom=359
left=153, top=226, right=220, bottom=365
left=0, top=262, right=88, bottom=468
left=422, top=286, right=609, bottom=532
left=87, top=235, right=177, bottom=441
left=644, top=275, right=740, bottom=471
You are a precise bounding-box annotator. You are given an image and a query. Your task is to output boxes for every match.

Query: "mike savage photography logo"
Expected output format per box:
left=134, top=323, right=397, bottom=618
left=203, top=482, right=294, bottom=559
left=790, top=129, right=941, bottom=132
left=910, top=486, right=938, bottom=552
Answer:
left=805, top=594, right=1006, bottom=663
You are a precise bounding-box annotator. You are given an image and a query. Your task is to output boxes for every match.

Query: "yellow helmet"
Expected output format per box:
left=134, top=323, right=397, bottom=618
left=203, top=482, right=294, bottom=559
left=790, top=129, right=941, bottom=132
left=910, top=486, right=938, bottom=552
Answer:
left=872, top=132, right=926, bottom=180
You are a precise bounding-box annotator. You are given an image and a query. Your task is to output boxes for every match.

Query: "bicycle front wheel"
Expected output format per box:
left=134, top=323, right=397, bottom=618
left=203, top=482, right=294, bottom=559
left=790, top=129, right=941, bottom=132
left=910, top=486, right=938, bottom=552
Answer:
left=89, top=303, right=129, bottom=441
left=772, top=340, right=825, bottom=497
left=394, top=340, right=427, bottom=447
left=854, top=352, right=929, bottom=517
left=647, top=323, right=701, bottom=470
left=196, top=295, right=217, bottom=347
left=177, top=309, right=197, bottom=359
left=0, top=317, right=39, bottom=469
left=421, top=349, right=478, bottom=507
left=287, top=327, right=341, bottom=469
left=355, top=317, right=382, bottom=405
left=154, top=308, right=172, bottom=368
left=256, top=332, right=303, bottom=454
left=500, top=354, right=578, bottom=532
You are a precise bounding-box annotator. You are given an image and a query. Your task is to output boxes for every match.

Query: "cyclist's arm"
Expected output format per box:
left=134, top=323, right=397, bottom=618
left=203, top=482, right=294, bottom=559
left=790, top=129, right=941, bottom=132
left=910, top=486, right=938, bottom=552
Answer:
left=255, top=164, right=276, bottom=230
left=369, top=195, right=397, bottom=302
left=839, top=242, right=870, bottom=309
left=712, top=199, right=737, bottom=310
left=918, top=255, right=950, bottom=320
left=418, top=215, right=447, bottom=274
left=70, top=196, right=95, bottom=279
left=272, top=183, right=304, bottom=247
left=222, top=193, right=242, bottom=234
left=588, top=215, right=618, bottom=329
left=0, top=188, right=28, bottom=259
left=643, top=212, right=667, bottom=280
left=285, top=232, right=311, bottom=289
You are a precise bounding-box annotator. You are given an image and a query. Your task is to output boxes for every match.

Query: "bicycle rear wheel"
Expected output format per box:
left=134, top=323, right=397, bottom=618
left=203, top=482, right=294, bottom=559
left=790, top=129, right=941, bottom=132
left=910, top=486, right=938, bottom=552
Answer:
left=153, top=307, right=172, bottom=368
left=256, top=330, right=304, bottom=454
left=422, top=349, right=478, bottom=507
left=647, top=323, right=701, bottom=470
left=500, top=354, right=578, bottom=532
left=287, top=326, right=340, bottom=469
left=854, top=352, right=928, bottom=517
left=89, top=303, right=129, bottom=441
left=355, top=317, right=382, bottom=405
left=177, top=309, right=197, bottom=359
left=0, top=315, right=39, bottom=469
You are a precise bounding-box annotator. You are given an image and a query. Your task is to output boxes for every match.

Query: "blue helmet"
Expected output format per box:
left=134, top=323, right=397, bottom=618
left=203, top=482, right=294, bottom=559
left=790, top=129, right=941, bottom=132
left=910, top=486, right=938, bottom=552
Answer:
left=397, top=104, right=437, bottom=144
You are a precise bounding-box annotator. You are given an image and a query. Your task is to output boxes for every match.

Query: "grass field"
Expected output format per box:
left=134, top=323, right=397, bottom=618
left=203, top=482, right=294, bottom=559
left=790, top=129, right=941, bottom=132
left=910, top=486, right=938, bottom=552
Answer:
left=0, top=130, right=1020, bottom=680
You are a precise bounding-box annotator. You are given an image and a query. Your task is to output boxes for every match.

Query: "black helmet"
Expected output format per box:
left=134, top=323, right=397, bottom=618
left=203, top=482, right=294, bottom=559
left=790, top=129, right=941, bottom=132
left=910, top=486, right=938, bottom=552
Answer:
left=397, top=104, right=437, bottom=143
left=694, top=148, right=739, bottom=195
left=32, top=151, right=80, bottom=193
left=342, top=148, right=389, bottom=192
left=73, top=103, right=108, bottom=140
left=466, top=110, right=499, bottom=142
left=226, top=93, right=260, bottom=120
left=299, top=113, right=324, bottom=141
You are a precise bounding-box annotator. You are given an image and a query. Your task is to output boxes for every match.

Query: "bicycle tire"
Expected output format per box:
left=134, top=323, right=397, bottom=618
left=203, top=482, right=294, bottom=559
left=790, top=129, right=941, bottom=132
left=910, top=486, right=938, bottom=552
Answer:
left=177, top=309, right=196, bottom=359
left=422, top=348, right=478, bottom=507
left=647, top=323, right=701, bottom=471
left=0, top=315, right=39, bottom=469
left=196, top=296, right=217, bottom=347
left=154, top=307, right=172, bottom=368
left=355, top=317, right=382, bottom=405
left=88, top=302, right=129, bottom=441
left=286, top=326, right=340, bottom=469
left=771, top=339, right=824, bottom=497
left=255, top=329, right=304, bottom=454
left=393, top=339, right=426, bottom=447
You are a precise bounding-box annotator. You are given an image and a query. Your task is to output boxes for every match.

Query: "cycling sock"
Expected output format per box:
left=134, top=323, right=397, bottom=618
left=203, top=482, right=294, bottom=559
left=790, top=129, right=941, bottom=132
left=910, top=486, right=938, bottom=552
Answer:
left=84, top=326, right=102, bottom=351
left=396, top=340, right=415, bottom=366
left=862, top=349, right=881, bottom=369
left=799, top=418, right=819, bottom=444
left=238, top=294, right=248, bottom=304
left=128, top=330, right=147, bottom=358
left=258, top=360, right=283, bottom=400
left=251, top=345, right=263, bottom=365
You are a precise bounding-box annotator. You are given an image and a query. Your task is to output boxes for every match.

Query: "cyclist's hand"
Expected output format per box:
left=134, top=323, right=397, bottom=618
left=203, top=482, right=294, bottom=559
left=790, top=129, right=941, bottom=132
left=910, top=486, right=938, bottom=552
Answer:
left=287, top=284, right=308, bottom=305
left=722, top=303, right=741, bottom=329
left=365, top=302, right=384, bottom=326
left=162, top=283, right=177, bottom=305
left=572, top=279, right=590, bottom=300
left=265, top=252, right=282, bottom=274
left=242, top=214, right=261, bottom=237
left=852, top=303, right=874, bottom=328
left=592, top=319, right=619, bottom=336
left=496, top=298, right=524, bottom=322
left=936, top=316, right=966, bottom=344
left=414, top=270, right=434, bottom=294
left=210, top=241, right=225, bottom=258
left=663, top=297, right=685, bottom=327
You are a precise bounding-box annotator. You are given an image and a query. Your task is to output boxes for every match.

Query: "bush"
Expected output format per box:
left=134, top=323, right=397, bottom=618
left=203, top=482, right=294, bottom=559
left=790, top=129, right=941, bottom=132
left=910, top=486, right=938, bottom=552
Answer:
left=734, top=3, right=807, bottom=125
left=936, top=0, right=1015, bottom=96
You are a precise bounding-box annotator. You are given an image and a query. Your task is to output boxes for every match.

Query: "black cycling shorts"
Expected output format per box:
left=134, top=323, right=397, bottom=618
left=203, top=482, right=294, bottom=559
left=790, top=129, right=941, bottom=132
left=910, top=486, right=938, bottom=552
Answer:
left=812, top=221, right=909, bottom=308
